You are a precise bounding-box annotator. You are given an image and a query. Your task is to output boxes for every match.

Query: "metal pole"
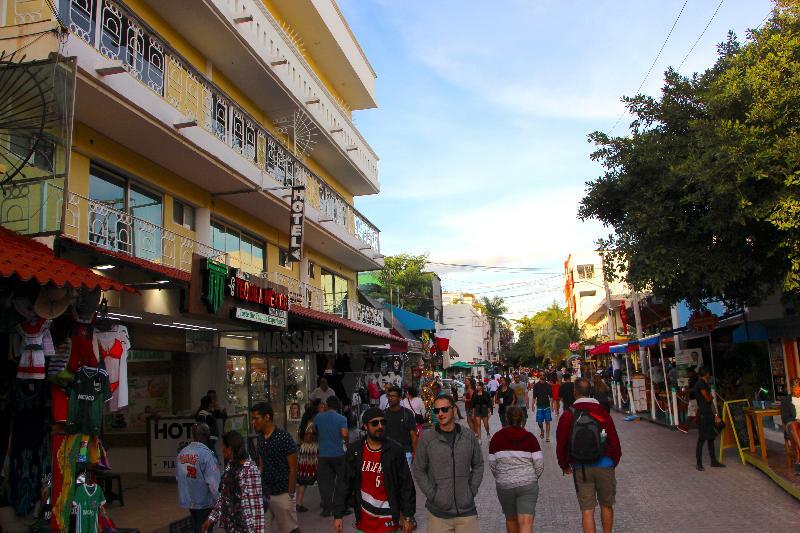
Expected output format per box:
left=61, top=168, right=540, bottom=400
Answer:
left=648, top=346, right=657, bottom=420
left=708, top=333, right=718, bottom=411
left=660, top=340, right=675, bottom=426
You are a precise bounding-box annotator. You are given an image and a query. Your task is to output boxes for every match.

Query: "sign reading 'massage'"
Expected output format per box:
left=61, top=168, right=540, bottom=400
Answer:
left=264, top=330, right=337, bottom=354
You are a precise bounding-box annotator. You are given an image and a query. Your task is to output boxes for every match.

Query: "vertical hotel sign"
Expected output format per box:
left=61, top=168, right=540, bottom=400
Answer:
left=289, top=185, right=305, bottom=262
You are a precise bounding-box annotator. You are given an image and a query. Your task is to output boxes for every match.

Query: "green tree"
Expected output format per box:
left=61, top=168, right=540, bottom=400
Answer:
left=366, top=253, right=432, bottom=314
left=579, top=1, right=800, bottom=309
left=509, top=302, right=582, bottom=366
left=480, top=295, right=509, bottom=341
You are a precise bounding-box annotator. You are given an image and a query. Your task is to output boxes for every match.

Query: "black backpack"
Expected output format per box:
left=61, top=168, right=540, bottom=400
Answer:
left=568, top=407, right=605, bottom=464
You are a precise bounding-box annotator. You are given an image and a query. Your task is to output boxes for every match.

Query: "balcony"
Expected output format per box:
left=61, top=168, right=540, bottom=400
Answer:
left=59, top=0, right=381, bottom=269
left=63, top=191, right=227, bottom=275
left=136, top=0, right=379, bottom=194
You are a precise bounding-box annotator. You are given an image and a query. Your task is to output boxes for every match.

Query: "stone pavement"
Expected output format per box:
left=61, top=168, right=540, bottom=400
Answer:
left=298, top=402, right=800, bottom=533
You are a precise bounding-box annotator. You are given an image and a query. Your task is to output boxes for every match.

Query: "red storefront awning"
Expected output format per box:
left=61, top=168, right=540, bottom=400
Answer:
left=0, top=228, right=134, bottom=292
left=588, top=341, right=618, bottom=355
left=290, top=305, right=407, bottom=347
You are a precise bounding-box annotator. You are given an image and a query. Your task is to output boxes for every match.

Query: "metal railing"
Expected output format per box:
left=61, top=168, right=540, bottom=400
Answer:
left=61, top=0, right=380, bottom=255
left=64, top=191, right=228, bottom=273
left=269, top=271, right=325, bottom=312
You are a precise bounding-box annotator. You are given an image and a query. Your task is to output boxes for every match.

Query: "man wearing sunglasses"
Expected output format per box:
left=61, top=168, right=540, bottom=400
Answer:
left=413, top=395, right=484, bottom=533
left=333, top=407, right=416, bottom=533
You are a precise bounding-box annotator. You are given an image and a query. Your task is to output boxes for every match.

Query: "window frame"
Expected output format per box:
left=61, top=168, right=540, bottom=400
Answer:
left=210, top=218, right=266, bottom=275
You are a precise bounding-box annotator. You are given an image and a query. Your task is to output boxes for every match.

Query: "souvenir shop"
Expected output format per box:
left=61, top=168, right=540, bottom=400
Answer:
left=0, top=228, right=134, bottom=532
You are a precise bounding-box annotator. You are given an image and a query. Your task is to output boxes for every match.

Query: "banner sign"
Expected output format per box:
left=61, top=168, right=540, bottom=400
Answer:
left=233, top=307, right=288, bottom=327
left=148, top=416, right=197, bottom=479
left=288, top=185, right=305, bottom=262
left=264, top=329, right=337, bottom=354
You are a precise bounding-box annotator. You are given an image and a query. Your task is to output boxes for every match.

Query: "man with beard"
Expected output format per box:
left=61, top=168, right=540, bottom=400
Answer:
left=333, top=407, right=415, bottom=533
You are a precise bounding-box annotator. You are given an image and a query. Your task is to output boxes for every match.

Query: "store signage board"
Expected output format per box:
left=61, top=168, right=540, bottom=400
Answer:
left=147, top=416, right=198, bottom=480
left=264, top=329, right=337, bottom=354
left=351, top=301, right=384, bottom=329
left=228, top=274, right=289, bottom=312
left=233, top=307, right=288, bottom=328
left=288, top=185, right=305, bottom=262
left=719, top=399, right=751, bottom=464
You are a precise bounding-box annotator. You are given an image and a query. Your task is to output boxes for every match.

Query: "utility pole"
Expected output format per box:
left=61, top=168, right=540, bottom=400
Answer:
left=599, top=252, right=617, bottom=340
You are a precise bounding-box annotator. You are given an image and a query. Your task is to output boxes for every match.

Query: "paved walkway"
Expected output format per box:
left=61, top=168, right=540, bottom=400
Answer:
left=299, top=403, right=800, bottom=533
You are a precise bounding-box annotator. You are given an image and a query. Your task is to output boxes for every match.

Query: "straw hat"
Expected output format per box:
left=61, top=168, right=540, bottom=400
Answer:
left=34, top=285, right=72, bottom=319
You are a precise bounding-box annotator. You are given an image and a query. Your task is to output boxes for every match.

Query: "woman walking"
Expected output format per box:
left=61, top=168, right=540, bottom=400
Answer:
left=592, top=375, right=612, bottom=413
left=550, top=376, right=561, bottom=417
left=296, top=402, right=321, bottom=513
left=489, top=406, right=544, bottom=533
left=405, top=386, right=426, bottom=437
left=464, top=378, right=476, bottom=435
left=472, top=381, right=492, bottom=440
left=202, top=431, right=265, bottom=532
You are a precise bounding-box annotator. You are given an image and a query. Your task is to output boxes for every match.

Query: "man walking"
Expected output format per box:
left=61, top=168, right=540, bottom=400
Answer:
left=510, top=374, right=528, bottom=420
left=532, top=376, right=553, bottom=442
left=413, top=395, right=484, bottom=533
left=487, top=375, right=499, bottom=414
left=315, top=396, right=350, bottom=517
left=556, top=378, right=621, bottom=533
left=333, top=407, right=416, bottom=533
left=176, top=423, right=220, bottom=533
left=383, top=386, right=418, bottom=466
left=251, top=402, right=300, bottom=533
left=310, top=377, right=337, bottom=404
left=560, top=373, right=576, bottom=410
left=693, top=368, right=725, bottom=470
left=496, top=377, right=516, bottom=428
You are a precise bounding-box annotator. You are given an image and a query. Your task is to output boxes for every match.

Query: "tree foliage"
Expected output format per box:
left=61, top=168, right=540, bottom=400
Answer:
left=480, top=296, right=509, bottom=338
left=369, top=253, right=432, bottom=314
left=579, top=1, right=800, bottom=309
left=509, top=302, right=582, bottom=366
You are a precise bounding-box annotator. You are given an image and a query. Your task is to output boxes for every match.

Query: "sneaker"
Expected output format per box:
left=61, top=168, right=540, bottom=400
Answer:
left=696, top=464, right=704, bottom=471
left=710, top=461, right=726, bottom=468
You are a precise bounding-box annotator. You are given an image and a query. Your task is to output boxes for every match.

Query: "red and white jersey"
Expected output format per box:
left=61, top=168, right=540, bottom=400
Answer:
left=358, top=443, right=399, bottom=533
left=94, top=325, right=130, bottom=411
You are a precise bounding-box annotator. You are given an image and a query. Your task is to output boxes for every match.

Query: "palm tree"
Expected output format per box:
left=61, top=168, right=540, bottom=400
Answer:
left=481, top=296, right=508, bottom=356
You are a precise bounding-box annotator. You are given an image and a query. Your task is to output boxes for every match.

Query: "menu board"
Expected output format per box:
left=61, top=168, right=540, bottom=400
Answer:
left=719, top=399, right=751, bottom=463
left=768, top=341, right=787, bottom=399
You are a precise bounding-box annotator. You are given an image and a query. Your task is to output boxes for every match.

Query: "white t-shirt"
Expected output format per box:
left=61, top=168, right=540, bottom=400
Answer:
left=379, top=394, right=389, bottom=410
left=487, top=379, right=499, bottom=393
left=405, top=397, right=425, bottom=417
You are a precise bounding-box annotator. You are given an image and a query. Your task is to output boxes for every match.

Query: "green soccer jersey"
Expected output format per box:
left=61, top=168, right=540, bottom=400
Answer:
left=67, top=367, right=111, bottom=435
left=73, top=483, right=105, bottom=533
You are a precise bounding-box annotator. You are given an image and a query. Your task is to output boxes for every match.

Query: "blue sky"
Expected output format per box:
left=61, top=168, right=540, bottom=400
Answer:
left=339, top=0, right=772, bottom=319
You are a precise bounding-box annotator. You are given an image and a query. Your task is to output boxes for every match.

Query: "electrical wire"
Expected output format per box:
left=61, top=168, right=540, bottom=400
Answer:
left=608, top=0, right=690, bottom=135
left=676, top=0, right=724, bottom=72
left=426, top=261, right=556, bottom=272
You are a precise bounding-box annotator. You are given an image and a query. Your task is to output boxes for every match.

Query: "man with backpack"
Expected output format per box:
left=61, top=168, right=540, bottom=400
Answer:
left=556, top=377, right=621, bottom=533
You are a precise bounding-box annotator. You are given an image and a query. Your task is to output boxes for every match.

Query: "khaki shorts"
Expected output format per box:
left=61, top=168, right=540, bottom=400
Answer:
left=573, top=467, right=616, bottom=511
left=266, top=492, right=299, bottom=532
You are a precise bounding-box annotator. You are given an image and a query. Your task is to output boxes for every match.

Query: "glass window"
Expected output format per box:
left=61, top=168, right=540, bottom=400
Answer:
left=211, top=221, right=226, bottom=252
left=577, top=264, right=595, bottom=280
left=210, top=219, right=265, bottom=275
left=279, top=248, right=291, bottom=269
left=89, top=170, right=125, bottom=210
left=308, top=261, right=315, bottom=279
left=173, top=199, right=195, bottom=230
left=321, top=269, right=349, bottom=316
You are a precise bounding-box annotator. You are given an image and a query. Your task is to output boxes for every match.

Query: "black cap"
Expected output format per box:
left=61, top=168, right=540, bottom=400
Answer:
left=362, top=407, right=384, bottom=426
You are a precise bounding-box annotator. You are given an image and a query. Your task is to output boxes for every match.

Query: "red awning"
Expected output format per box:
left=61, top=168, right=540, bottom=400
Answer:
left=0, top=228, right=134, bottom=292
left=588, top=341, right=617, bottom=355
left=290, top=305, right=407, bottom=346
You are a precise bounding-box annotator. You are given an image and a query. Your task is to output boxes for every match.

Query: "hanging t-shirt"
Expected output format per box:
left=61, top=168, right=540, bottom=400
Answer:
left=358, top=442, right=398, bottom=533
left=73, top=483, right=106, bottom=533
left=94, top=325, right=130, bottom=411
left=14, top=318, right=55, bottom=379
left=67, top=367, right=111, bottom=435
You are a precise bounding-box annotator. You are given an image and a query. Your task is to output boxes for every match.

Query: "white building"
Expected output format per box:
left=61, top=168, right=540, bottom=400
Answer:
left=564, top=252, right=629, bottom=340
left=442, top=292, right=492, bottom=367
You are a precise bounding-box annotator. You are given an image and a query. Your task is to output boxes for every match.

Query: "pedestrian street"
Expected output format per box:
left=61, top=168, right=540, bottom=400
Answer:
left=298, top=404, right=800, bottom=533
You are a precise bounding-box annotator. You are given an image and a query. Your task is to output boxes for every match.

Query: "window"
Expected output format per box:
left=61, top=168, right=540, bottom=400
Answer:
left=89, top=166, right=162, bottom=261
left=172, top=199, right=195, bottom=230
left=577, top=264, right=595, bottom=280
left=308, top=261, right=316, bottom=279
left=9, top=131, right=55, bottom=173
left=321, top=269, right=349, bottom=316
left=279, top=248, right=292, bottom=269
left=211, top=219, right=265, bottom=275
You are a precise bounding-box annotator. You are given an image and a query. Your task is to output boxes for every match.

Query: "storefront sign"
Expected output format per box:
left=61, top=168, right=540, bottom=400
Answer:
left=264, top=329, right=337, bottom=353
left=147, top=416, right=196, bottom=479
left=688, top=309, right=719, bottom=332
left=203, top=259, right=228, bottom=314
left=288, top=185, right=305, bottom=262
left=351, top=301, right=384, bottom=329
left=228, top=274, right=289, bottom=312
left=233, top=307, right=288, bottom=327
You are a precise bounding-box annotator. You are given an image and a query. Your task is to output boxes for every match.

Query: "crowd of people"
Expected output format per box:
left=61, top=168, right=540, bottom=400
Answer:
left=174, top=370, right=622, bottom=533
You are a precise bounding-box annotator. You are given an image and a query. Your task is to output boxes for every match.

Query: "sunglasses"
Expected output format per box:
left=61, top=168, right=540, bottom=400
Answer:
left=432, top=406, right=451, bottom=414
left=369, top=419, right=386, bottom=427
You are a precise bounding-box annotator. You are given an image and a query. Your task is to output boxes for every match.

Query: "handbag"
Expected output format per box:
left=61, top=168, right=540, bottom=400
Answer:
left=407, top=398, right=425, bottom=424
left=713, top=416, right=726, bottom=434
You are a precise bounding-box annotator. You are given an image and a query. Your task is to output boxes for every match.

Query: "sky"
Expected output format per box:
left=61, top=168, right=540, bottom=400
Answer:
left=338, top=0, right=773, bottom=320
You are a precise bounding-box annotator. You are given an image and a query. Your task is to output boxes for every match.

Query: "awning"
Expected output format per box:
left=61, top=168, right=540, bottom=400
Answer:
left=289, top=305, right=407, bottom=346
left=610, top=341, right=639, bottom=354
left=385, top=304, right=435, bottom=332
left=588, top=341, right=617, bottom=355
left=0, top=228, right=133, bottom=292
left=732, top=322, right=768, bottom=343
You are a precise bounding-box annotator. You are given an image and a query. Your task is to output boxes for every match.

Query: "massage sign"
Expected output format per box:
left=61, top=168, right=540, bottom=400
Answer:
left=202, top=260, right=289, bottom=328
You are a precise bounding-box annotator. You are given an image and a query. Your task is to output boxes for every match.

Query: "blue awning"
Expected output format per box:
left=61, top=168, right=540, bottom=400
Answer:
left=732, top=322, right=768, bottom=344
left=386, top=304, right=435, bottom=332
left=609, top=344, right=628, bottom=354
left=639, top=335, right=661, bottom=348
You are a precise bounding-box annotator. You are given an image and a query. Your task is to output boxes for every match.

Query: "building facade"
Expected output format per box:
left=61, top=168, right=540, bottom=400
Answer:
left=564, top=251, right=629, bottom=341
left=442, top=291, right=492, bottom=366
left=0, top=0, right=396, bottom=479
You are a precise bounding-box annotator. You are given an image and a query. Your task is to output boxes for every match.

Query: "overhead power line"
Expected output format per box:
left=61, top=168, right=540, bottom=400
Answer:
left=426, top=261, right=556, bottom=272
left=608, top=0, right=689, bottom=135
left=676, top=0, right=724, bottom=72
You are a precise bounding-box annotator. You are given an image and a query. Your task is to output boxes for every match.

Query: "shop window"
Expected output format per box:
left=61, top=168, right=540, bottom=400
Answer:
left=577, top=264, right=595, bottom=280
left=89, top=165, right=163, bottom=262
left=321, top=269, right=349, bottom=316
left=172, top=199, right=195, bottom=230
left=211, top=218, right=265, bottom=275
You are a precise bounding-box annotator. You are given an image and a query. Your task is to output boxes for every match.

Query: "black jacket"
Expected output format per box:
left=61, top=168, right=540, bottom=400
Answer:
left=471, top=391, right=492, bottom=409
left=332, top=436, right=416, bottom=522
left=780, top=396, right=798, bottom=425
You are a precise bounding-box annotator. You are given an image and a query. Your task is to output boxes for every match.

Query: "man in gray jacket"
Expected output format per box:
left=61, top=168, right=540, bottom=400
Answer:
left=413, top=394, right=484, bottom=533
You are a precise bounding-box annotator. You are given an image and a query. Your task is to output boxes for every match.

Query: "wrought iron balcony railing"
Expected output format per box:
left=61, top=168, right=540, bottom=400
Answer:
left=269, top=271, right=325, bottom=312
left=64, top=191, right=228, bottom=273
left=61, top=0, right=380, bottom=255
